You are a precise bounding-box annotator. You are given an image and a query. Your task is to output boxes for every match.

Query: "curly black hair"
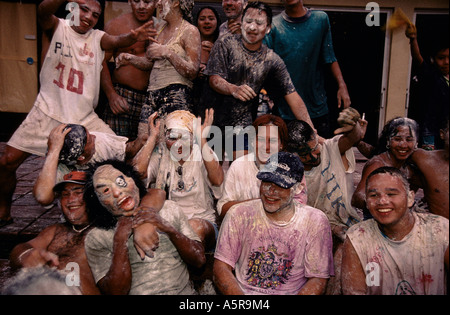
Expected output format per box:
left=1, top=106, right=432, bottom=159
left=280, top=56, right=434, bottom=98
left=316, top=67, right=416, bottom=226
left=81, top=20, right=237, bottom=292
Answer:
left=83, top=159, right=147, bottom=230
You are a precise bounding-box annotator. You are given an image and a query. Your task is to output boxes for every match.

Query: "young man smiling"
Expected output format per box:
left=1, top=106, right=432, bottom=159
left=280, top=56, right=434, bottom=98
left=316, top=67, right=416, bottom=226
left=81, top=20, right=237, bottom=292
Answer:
left=202, top=1, right=313, bottom=161
left=342, top=167, right=449, bottom=295
left=214, top=152, right=334, bottom=295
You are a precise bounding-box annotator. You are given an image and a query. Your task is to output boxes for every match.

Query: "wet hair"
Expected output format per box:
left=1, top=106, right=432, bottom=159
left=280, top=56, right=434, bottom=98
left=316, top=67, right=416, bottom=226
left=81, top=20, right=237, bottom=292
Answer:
left=286, top=120, right=316, bottom=154
left=84, top=159, right=147, bottom=230
left=365, top=166, right=411, bottom=193
left=252, top=114, right=288, bottom=151
left=195, top=6, right=221, bottom=42
left=178, top=0, right=195, bottom=24
left=242, top=1, right=272, bottom=27
left=59, top=124, right=88, bottom=166
left=376, top=117, right=419, bottom=154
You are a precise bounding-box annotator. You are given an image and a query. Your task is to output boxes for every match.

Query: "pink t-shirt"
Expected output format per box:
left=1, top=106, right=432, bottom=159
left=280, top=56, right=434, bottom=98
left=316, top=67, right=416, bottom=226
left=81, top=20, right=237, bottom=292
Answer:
left=215, top=199, right=334, bottom=295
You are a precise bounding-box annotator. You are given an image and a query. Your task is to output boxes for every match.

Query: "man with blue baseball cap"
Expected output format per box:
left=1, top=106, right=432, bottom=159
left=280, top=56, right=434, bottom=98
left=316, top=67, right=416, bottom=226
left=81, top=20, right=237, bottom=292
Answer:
left=214, top=151, right=334, bottom=295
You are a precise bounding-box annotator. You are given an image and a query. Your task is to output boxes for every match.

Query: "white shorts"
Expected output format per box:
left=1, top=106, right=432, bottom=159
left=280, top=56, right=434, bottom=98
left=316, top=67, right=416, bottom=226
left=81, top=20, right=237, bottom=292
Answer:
left=7, top=106, right=116, bottom=156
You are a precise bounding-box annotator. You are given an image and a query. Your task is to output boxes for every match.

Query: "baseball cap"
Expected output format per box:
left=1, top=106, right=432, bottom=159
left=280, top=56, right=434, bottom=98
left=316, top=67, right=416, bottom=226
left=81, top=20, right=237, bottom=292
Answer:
left=257, top=152, right=304, bottom=189
left=59, top=124, right=87, bottom=166
left=53, top=171, right=88, bottom=192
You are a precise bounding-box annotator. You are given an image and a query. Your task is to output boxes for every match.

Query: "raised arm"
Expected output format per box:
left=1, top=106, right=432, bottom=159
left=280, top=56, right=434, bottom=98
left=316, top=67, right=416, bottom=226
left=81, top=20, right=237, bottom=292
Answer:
left=101, top=20, right=156, bottom=52
left=132, top=112, right=160, bottom=178
left=405, top=23, right=424, bottom=66
left=37, top=0, right=63, bottom=33
left=197, top=109, right=224, bottom=186
left=336, top=107, right=367, bottom=155
left=33, top=124, right=71, bottom=206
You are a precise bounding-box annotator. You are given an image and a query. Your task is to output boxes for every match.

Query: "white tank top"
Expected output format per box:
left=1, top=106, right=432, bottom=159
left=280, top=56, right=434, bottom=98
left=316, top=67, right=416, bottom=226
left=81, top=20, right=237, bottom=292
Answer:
left=148, top=20, right=193, bottom=91
left=35, top=19, right=105, bottom=124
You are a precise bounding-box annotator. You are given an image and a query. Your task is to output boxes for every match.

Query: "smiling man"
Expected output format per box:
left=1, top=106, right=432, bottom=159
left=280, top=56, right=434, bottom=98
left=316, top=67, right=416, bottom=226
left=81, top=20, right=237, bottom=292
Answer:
left=202, top=1, right=313, bottom=161
left=10, top=170, right=101, bottom=295
left=213, top=152, right=334, bottom=295
left=342, top=167, right=449, bottom=295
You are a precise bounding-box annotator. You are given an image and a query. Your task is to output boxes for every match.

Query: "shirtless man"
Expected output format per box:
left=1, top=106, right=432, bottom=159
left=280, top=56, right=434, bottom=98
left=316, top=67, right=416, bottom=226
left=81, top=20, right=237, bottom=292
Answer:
left=10, top=171, right=100, bottom=295
left=101, top=0, right=159, bottom=140
left=410, top=120, right=449, bottom=219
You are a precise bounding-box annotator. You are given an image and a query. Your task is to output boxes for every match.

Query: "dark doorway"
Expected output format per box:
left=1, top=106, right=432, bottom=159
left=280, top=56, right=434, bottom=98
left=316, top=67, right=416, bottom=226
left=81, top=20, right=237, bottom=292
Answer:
left=324, top=10, right=388, bottom=147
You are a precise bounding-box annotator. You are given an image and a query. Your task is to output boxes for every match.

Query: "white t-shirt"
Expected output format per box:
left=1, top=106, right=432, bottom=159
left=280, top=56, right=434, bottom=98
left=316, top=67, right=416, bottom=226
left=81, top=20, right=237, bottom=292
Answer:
left=217, top=152, right=307, bottom=215
left=85, top=201, right=200, bottom=295
left=305, top=136, right=361, bottom=228
left=146, top=144, right=222, bottom=223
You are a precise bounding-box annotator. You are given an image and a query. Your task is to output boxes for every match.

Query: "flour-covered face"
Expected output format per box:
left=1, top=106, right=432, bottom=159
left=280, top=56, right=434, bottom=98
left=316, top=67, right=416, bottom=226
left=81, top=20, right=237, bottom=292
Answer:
left=158, top=0, right=173, bottom=20
left=241, top=8, right=270, bottom=45
left=165, top=128, right=193, bottom=161
left=129, top=0, right=156, bottom=22
left=93, top=165, right=140, bottom=216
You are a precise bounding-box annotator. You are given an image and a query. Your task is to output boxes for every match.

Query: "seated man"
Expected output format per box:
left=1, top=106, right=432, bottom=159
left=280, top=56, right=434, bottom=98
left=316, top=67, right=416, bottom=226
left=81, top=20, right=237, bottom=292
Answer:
left=83, top=159, right=206, bottom=295
left=214, top=152, right=334, bottom=295
left=286, top=107, right=367, bottom=294
left=9, top=170, right=100, bottom=295
left=33, top=123, right=141, bottom=206
left=342, top=167, right=449, bottom=295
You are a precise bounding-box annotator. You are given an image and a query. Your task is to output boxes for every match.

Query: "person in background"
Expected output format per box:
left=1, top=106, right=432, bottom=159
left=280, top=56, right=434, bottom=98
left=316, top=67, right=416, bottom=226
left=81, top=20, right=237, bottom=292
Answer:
left=100, top=0, right=160, bottom=141
left=410, top=119, right=449, bottom=219
left=342, top=166, right=448, bottom=295
left=116, top=0, right=201, bottom=139
left=352, top=117, right=421, bottom=218
left=193, top=6, right=221, bottom=116
left=264, top=0, right=351, bottom=138
left=217, top=114, right=307, bottom=220
left=219, top=0, right=247, bottom=35
left=405, top=23, right=449, bottom=150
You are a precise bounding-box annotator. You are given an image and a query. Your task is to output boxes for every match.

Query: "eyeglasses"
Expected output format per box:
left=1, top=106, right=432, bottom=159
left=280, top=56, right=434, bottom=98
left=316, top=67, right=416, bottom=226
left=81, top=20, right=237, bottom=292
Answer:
left=176, top=166, right=185, bottom=190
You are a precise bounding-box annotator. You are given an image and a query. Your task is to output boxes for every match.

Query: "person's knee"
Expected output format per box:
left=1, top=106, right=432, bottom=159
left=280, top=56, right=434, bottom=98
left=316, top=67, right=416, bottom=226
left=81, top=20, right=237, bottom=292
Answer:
left=0, top=146, right=28, bottom=173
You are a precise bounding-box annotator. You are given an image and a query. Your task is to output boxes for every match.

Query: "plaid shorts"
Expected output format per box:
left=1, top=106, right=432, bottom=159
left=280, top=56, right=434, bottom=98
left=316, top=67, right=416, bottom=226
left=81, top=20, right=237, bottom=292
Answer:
left=140, top=84, right=193, bottom=124
left=102, top=84, right=147, bottom=140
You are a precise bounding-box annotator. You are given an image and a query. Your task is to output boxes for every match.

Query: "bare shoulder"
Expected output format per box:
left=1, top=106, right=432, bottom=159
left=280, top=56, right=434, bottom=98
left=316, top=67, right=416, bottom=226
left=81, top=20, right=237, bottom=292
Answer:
left=183, top=23, right=201, bottom=40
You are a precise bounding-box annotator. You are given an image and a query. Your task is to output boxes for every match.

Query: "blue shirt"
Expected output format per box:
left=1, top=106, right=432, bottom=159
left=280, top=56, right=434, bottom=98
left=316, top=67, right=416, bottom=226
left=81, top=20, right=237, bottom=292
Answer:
left=264, top=10, right=337, bottom=120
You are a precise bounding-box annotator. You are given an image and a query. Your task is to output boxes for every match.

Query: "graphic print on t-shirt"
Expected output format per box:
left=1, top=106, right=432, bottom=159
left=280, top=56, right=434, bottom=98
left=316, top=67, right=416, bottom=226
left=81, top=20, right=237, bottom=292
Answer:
left=245, top=243, right=293, bottom=290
